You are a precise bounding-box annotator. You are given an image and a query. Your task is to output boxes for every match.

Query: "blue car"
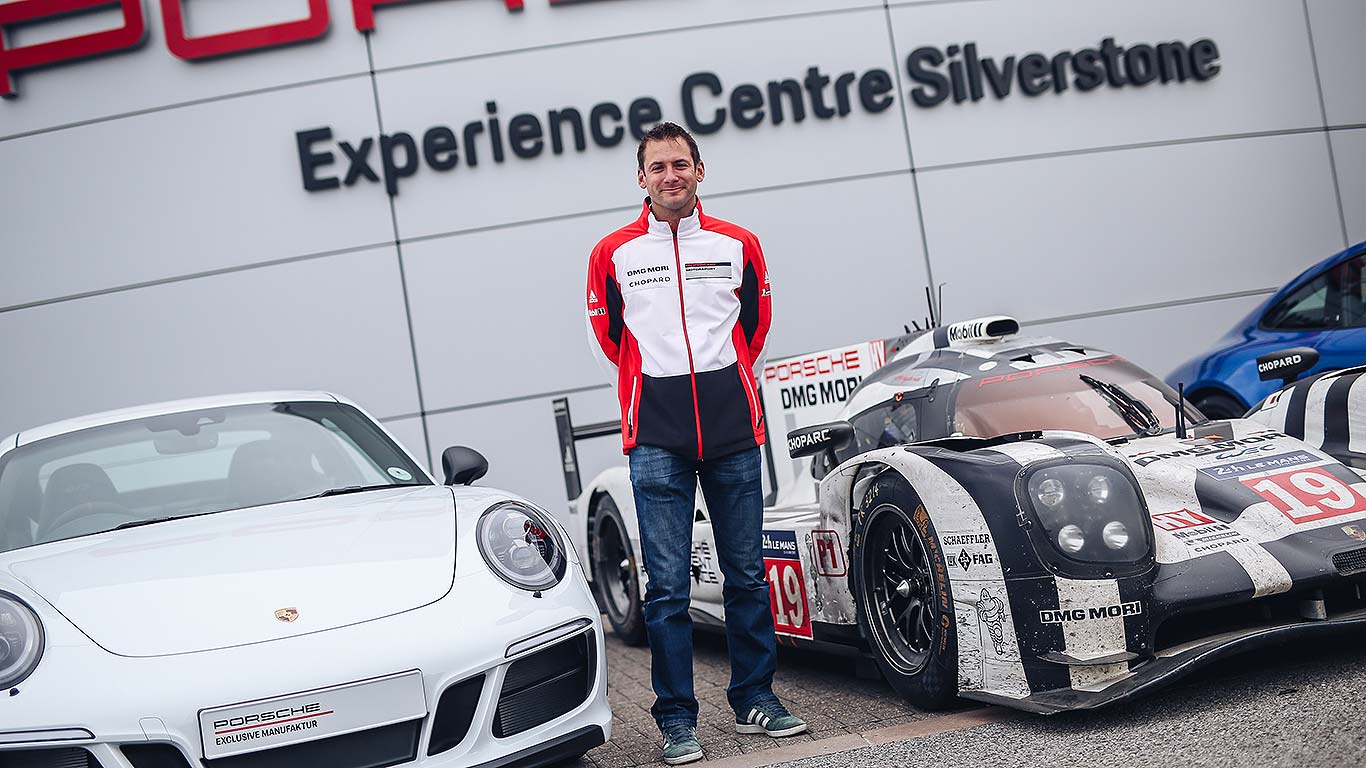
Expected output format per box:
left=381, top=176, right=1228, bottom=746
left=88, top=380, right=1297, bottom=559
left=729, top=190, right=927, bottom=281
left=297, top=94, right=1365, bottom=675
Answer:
left=1167, top=240, right=1366, bottom=419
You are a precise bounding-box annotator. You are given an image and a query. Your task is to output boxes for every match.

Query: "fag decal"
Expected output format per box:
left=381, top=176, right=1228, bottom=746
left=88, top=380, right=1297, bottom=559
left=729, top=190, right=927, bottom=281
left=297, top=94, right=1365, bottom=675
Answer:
left=1243, top=467, right=1366, bottom=524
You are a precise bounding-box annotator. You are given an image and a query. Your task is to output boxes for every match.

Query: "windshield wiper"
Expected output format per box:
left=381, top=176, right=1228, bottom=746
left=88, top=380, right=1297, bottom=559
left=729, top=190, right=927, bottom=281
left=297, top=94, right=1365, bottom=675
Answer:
left=301, top=482, right=428, bottom=501
left=1079, top=374, right=1163, bottom=438
left=113, top=512, right=212, bottom=530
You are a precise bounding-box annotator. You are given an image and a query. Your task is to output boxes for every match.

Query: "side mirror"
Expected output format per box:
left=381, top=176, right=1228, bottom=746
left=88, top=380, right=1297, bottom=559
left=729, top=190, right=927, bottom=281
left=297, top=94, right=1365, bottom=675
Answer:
left=1257, top=347, right=1319, bottom=385
left=442, top=446, right=489, bottom=486
left=786, top=421, right=853, bottom=459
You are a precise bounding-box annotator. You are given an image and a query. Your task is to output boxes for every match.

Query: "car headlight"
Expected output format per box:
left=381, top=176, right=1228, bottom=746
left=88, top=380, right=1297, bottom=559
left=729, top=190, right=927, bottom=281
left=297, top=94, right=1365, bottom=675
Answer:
left=0, top=592, right=44, bottom=689
left=477, top=501, right=568, bottom=591
left=1023, top=463, right=1149, bottom=566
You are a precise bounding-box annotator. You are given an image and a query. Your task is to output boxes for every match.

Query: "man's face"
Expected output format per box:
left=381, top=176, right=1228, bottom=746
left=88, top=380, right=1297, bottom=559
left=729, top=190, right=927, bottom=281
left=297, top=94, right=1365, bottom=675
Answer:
left=638, top=137, right=704, bottom=217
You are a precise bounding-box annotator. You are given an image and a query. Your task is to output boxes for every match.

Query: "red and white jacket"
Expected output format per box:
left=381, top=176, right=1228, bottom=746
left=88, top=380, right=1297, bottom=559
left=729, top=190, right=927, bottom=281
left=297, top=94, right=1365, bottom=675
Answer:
left=586, top=199, right=771, bottom=459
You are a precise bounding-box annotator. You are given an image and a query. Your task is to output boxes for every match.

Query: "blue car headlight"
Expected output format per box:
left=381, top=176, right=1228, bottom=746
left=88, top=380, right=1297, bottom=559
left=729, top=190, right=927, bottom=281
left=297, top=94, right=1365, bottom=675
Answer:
left=0, top=592, right=44, bottom=689
left=477, top=501, right=568, bottom=591
left=1021, top=463, right=1151, bottom=568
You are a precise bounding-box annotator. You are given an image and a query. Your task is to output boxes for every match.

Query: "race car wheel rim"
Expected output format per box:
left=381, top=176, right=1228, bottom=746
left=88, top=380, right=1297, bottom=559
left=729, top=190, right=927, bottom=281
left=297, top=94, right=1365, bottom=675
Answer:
left=865, top=504, right=936, bottom=675
left=594, top=511, right=636, bottom=624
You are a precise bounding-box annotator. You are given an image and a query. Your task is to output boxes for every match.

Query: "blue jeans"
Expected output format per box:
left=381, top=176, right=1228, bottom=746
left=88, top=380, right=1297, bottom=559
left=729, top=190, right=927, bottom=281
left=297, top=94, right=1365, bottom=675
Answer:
left=628, top=445, right=778, bottom=729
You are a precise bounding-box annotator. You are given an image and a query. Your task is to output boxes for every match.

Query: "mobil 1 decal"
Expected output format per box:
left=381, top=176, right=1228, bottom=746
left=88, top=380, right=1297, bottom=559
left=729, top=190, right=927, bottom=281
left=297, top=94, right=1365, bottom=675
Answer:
left=762, top=530, right=812, bottom=639
left=1151, top=508, right=1251, bottom=558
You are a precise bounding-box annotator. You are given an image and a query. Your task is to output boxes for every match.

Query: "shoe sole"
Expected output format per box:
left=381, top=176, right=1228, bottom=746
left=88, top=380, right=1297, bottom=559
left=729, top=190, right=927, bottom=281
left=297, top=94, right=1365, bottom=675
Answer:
left=662, top=749, right=704, bottom=765
left=735, top=722, right=808, bottom=737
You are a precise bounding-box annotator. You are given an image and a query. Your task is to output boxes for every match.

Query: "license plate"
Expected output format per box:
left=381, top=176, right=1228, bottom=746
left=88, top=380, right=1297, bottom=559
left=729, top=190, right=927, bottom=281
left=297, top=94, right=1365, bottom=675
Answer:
left=199, top=670, right=426, bottom=759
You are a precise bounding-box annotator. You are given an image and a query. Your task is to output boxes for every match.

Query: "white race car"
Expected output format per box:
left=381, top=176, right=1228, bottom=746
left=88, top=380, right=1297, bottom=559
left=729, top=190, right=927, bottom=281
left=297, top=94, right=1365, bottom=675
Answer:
left=0, top=392, right=609, bottom=767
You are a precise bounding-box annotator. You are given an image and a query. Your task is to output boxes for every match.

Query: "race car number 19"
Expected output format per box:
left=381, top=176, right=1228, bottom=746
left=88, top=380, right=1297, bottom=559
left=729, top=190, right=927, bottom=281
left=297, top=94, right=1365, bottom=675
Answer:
left=762, top=530, right=813, bottom=639
left=1243, top=467, right=1366, bottom=524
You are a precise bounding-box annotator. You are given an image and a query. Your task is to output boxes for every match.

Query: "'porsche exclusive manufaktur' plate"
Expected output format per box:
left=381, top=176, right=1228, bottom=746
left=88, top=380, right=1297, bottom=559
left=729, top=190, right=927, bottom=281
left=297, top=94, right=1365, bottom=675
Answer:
left=199, top=670, right=426, bottom=759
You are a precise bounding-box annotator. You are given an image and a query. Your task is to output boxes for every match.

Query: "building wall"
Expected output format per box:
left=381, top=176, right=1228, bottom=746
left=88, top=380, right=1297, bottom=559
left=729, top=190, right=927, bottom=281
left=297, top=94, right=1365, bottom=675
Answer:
left=2, top=0, right=1359, bottom=512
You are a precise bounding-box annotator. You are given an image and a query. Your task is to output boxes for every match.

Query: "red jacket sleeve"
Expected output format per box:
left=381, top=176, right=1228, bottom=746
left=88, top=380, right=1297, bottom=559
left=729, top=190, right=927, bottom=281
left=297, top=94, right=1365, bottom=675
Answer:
left=585, top=240, right=624, bottom=375
left=738, top=234, right=771, bottom=372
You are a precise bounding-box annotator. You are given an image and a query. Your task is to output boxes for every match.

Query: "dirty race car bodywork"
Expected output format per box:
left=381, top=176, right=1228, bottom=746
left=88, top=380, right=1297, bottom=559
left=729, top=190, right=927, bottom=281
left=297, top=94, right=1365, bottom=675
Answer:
left=561, top=319, right=1366, bottom=714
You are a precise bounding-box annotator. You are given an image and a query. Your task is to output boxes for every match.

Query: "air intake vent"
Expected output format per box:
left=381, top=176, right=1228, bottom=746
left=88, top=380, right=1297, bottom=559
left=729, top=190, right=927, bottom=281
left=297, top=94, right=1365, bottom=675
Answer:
left=428, top=674, right=485, bottom=756
left=1333, top=546, right=1366, bottom=576
left=493, top=630, right=595, bottom=738
left=0, top=748, right=99, bottom=768
left=122, top=744, right=193, bottom=768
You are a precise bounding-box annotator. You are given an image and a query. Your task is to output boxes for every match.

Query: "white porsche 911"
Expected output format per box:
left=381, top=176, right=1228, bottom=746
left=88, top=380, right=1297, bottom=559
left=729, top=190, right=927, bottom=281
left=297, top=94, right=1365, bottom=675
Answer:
left=0, top=392, right=610, bottom=768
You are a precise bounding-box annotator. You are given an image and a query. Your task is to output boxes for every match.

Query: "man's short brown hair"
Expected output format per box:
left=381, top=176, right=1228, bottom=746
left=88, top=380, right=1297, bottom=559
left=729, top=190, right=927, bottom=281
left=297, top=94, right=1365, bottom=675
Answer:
left=637, top=122, right=701, bottom=170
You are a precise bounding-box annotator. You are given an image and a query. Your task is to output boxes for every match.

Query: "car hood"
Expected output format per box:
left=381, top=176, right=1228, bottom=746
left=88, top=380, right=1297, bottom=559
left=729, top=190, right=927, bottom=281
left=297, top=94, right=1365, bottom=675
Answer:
left=1113, top=421, right=1366, bottom=564
left=3, top=486, right=457, bottom=657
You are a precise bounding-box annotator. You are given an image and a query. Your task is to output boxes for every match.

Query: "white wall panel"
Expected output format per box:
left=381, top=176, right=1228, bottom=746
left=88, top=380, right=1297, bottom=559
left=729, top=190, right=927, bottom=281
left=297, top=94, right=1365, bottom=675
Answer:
left=374, top=8, right=908, bottom=239
left=379, top=415, right=430, bottom=473
left=1, top=77, right=393, bottom=308
left=890, top=0, right=1322, bottom=167
left=1333, top=129, right=1366, bottom=245
left=0, top=0, right=370, bottom=139
left=0, top=247, right=421, bottom=439
left=917, top=133, right=1343, bottom=323
left=366, top=0, right=878, bottom=71
left=1024, top=293, right=1267, bottom=380
left=403, top=174, right=928, bottom=413
left=1307, top=0, right=1366, bottom=126
left=424, top=398, right=570, bottom=513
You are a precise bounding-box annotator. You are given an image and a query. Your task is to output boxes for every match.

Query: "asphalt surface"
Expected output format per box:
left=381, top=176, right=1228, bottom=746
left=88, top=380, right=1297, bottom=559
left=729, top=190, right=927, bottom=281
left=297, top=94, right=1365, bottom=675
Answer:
left=572, top=626, right=1366, bottom=768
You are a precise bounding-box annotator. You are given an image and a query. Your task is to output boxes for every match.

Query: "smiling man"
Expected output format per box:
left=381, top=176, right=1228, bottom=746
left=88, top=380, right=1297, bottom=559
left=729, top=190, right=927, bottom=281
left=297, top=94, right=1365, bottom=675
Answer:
left=585, top=122, right=804, bottom=764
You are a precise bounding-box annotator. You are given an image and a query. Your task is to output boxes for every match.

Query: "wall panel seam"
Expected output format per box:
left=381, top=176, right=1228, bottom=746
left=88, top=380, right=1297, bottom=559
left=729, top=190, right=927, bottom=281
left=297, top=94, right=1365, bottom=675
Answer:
left=1299, top=0, right=1350, bottom=248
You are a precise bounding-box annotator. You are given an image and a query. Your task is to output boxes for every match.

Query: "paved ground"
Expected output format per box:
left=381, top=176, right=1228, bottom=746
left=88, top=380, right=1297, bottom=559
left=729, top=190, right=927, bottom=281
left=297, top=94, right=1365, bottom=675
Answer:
left=567, top=626, right=1366, bottom=768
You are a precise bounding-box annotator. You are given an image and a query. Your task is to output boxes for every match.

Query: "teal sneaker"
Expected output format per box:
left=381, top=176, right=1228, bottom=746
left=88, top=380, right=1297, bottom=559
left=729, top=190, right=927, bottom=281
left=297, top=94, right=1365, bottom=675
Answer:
left=735, top=693, right=808, bottom=737
left=660, top=721, right=703, bottom=765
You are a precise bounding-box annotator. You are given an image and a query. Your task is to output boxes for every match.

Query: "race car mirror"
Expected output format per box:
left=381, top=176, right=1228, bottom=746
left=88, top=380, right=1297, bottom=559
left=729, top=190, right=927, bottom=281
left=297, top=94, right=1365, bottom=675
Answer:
left=786, top=422, right=853, bottom=459
left=442, top=445, right=489, bottom=485
left=1256, top=347, right=1319, bottom=385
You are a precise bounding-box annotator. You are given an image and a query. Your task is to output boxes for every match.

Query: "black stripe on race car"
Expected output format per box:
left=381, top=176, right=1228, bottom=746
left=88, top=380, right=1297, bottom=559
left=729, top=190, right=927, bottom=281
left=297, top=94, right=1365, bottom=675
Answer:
left=1192, top=467, right=1261, bottom=524
left=925, top=451, right=1049, bottom=579
left=1117, top=575, right=1155, bottom=669
left=1259, top=522, right=1366, bottom=584
left=1149, top=551, right=1256, bottom=615
left=1282, top=370, right=1319, bottom=443
left=1003, top=574, right=1072, bottom=694
left=1321, top=372, right=1366, bottom=468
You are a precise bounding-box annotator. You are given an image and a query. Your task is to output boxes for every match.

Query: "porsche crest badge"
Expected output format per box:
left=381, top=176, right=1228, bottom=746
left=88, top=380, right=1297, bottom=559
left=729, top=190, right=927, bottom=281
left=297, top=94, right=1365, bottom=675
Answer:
left=1343, top=524, right=1366, bottom=543
left=275, top=607, right=299, bottom=623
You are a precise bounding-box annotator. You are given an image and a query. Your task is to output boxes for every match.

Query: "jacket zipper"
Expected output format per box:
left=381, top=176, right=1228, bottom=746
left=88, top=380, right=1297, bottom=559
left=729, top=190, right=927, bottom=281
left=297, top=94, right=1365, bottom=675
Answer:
left=738, top=363, right=761, bottom=430
left=626, top=374, right=639, bottom=439
left=672, top=229, right=705, bottom=460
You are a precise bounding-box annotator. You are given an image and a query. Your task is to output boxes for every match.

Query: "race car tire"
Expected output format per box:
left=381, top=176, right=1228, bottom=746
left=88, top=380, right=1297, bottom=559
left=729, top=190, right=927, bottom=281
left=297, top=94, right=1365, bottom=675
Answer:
left=852, top=472, right=957, bottom=710
left=1190, top=390, right=1247, bottom=421
left=589, top=494, right=647, bottom=646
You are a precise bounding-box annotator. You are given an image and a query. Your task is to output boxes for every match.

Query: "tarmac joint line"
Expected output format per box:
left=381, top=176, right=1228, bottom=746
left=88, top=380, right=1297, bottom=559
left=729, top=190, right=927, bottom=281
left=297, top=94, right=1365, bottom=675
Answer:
left=697, top=707, right=1015, bottom=768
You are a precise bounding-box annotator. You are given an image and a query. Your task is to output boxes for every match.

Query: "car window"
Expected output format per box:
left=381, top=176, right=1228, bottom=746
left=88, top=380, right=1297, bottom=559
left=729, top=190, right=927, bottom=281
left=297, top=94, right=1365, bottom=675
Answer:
left=0, top=401, right=430, bottom=555
left=844, top=398, right=918, bottom=458
left=1264, top=253, right=1366, bottom=330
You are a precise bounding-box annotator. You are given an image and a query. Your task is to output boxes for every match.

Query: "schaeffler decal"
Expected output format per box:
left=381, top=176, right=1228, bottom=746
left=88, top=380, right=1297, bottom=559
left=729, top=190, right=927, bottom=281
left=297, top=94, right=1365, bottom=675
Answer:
left=1039, top=601, right=1142, bottom=624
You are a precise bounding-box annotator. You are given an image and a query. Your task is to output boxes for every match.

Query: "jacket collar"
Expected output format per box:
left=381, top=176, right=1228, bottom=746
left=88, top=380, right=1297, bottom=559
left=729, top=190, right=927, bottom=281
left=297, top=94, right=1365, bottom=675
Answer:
left=640, top=197, right=703, bottom=238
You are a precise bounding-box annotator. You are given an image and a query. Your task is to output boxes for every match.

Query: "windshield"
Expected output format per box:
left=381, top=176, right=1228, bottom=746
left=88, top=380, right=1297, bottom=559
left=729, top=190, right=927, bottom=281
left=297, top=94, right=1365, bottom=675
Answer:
left=951, top=355, right=1196, bottom=440
left=0, top=401, right=430, bottom=554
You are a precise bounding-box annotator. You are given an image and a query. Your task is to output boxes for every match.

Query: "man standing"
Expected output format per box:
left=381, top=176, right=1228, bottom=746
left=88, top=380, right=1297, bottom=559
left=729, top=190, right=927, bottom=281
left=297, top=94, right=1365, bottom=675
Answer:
left=586, top=122, right=805, bottom=765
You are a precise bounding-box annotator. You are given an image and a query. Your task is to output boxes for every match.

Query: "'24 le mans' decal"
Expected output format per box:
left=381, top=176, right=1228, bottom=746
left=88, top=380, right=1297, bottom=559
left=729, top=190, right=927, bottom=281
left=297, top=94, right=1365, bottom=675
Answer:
left=762, top=530, right=812, bottom=639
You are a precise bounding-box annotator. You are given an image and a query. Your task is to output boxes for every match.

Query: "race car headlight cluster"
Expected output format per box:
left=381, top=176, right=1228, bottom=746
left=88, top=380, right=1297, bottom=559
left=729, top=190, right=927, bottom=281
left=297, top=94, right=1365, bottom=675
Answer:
left=1024, top=464, right=1148, bottom=564
left=477, top=501, right=567, bottom=591
left=0, top=592, right=44, bottom=689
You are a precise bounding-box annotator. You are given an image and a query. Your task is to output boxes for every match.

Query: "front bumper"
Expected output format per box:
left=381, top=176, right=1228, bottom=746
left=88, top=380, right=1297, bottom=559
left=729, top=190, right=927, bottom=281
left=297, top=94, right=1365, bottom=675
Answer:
left=0, top=565, right=611, bottom=767
left=965, top=606, right=1366, bottom=714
